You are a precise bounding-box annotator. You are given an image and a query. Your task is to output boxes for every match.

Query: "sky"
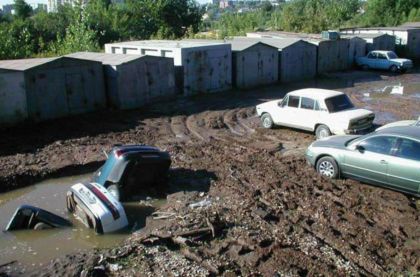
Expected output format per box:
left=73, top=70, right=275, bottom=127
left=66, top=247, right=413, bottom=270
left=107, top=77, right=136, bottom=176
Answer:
left=1, top=0, right=210, bottom=7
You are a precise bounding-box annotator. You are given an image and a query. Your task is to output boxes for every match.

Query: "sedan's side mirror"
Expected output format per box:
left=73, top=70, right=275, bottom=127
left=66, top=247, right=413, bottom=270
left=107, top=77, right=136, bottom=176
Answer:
left=355, top=145, right=365, bottom=153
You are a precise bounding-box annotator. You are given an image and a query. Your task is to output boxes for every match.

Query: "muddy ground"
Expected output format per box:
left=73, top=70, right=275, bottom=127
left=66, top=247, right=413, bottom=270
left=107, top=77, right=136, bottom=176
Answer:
left=1, top=69, right=419, bottom=276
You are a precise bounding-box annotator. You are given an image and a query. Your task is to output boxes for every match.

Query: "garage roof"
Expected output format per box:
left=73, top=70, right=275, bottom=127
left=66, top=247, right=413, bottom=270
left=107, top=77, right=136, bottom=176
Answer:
left=0, top=57, right=59, bottom=71
left=66, top=52, right=146, bottom=66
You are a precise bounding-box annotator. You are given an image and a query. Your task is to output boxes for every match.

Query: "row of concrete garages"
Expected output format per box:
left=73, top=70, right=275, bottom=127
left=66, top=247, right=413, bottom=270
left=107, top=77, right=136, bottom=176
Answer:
left=0, top=32, right=404, bottom=126
left=340, top=23, right=420, bottom=60
left=246, top=31, right=398, bottom=74
left=105, top=38, right=318, bottom=89
left=0, top=53, right=176, bottom=126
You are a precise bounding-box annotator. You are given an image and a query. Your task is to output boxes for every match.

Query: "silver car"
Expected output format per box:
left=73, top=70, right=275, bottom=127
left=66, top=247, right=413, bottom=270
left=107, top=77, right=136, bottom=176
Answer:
left=305, top=126, right=420, bottom=197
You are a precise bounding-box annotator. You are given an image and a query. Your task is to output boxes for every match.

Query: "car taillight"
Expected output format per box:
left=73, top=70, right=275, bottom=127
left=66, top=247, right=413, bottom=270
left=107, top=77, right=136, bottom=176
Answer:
left=115, top=150, right=123, bottom=158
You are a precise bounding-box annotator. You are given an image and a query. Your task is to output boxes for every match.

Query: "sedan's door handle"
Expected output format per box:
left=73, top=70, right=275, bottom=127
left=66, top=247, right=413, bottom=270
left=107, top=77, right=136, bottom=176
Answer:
left=380, top=160, right=388, bottom=165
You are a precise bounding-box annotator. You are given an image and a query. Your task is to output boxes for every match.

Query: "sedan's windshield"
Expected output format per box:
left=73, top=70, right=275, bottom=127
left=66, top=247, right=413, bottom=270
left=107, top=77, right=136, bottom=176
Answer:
left=387, top=52, right=398, bottom=59
left=324, top=94, right=354, bottom=113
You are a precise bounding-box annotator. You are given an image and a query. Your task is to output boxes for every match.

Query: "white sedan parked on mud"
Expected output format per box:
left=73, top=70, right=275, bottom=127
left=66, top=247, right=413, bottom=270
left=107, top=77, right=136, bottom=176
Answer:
left=256, top=88, right=375, bottom=139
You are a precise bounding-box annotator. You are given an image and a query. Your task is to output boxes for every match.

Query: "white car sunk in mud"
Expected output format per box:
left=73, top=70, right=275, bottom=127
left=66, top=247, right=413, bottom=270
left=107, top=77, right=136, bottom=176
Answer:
left=67, top=182, right=128, bottom=234
left=256, top=88, right=375, bottom=139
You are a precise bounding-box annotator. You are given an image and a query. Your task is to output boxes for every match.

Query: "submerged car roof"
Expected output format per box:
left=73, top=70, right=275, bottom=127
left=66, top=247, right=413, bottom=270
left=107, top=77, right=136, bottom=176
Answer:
left=376, top=126, right=420, bottom=140
left=288, top=88, right=343, bottom=100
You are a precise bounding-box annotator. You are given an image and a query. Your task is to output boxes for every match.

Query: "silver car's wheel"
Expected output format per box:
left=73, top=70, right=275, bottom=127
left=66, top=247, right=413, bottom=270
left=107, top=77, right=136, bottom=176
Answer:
left=261, top=113, right=274, bottom=129
left=319, top=161, right=335, bottom=177
left=316, top=156, right=339, bottom=179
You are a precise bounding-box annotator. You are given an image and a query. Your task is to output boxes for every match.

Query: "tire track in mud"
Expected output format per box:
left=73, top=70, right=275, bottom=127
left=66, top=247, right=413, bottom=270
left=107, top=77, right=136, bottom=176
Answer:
left=185, top=114, right=207, bottom=141
left=170, top=116, right=191, bottom=141
left=143, top=117, right=177, bottom=146
left=222, top=109, right=247, bottom=137
left=236, top=108, right=258, bottom=134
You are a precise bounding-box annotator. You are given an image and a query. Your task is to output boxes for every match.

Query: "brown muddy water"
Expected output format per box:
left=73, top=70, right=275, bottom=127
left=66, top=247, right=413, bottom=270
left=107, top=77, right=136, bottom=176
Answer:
left=347, top=75, right=420, bottom=124
left=0, top=174, right=163, bottom=267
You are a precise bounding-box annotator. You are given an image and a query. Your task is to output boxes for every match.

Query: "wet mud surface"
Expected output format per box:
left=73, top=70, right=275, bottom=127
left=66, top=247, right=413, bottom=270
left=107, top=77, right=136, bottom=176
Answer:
left=0, top=69, right=419, bottom=276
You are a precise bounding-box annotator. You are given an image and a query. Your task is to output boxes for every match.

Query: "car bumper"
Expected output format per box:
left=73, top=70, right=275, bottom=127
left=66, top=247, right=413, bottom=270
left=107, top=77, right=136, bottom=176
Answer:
left=305, top=148, right=316, bottom=166
left=400, top=64, right=413, bottom=70
left=343, top=125, right=373, bottom=135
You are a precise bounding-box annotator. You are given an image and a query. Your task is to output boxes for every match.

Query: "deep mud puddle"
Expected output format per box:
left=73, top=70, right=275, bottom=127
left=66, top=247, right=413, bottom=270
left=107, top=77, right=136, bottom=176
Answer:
left=350, top=78, right=420, bottom=124
left=0, top=174, right=163, bottom=267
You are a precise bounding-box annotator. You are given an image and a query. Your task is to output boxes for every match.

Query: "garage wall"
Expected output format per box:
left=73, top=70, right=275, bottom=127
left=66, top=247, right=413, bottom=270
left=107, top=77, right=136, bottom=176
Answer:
left=368, top=35, right=395, bottom=52
left=0, top=72, right=28, bottom=126
left=280, top=41, right=317, bottom=82
left=407, top=29, right=420, bottom=59
left=317, top=39, right=350, bottom=74
left=348, top=37, right=367, bottom=66
left=234, top=44, right=278, bottom=89
left=182, top=45, right=232, bottom=96
left=25, top=58, right=106, bottom=121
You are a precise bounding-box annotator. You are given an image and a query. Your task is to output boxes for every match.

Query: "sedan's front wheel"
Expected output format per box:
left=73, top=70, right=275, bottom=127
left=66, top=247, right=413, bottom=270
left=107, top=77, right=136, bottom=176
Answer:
left=316, top=156, right=339, bottom=179
left=261, top=113, right=274, bottom=129
left=389, top=65, right=398, bottom=73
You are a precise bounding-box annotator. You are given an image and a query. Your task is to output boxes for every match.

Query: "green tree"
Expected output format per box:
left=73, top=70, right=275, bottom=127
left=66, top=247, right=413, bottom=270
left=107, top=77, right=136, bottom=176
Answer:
left=152, top=0, right=204, bottom=39
left=361, top=0, right=420, bottom=26
left=0, top=19, right=35, bottom=59
left=14, top=0, right=32, bottom=19
left=405, top=8, right=420, bottom=22
left=48, top=7, right=99, bottom=55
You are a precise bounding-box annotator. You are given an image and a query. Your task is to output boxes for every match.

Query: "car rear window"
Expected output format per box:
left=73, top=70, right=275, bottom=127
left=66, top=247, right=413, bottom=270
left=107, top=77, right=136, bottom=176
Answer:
left=300, top=97, right=315, bottom=110
left=324, top=94, right=354, bottom=113
left=288, top=95, right=300, bottom=108
left=396, top=138, right=420, bottom=161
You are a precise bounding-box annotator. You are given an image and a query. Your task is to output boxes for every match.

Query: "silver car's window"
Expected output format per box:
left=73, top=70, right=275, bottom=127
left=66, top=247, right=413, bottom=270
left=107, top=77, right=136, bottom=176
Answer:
left=367, top=52, right=376, bottom=59
left=359, top=136, right=397, bottom=155
left=395, top=138, right=420, bottom=161
left=288, top=95, right=300, bottom=108
left=387, top=52, right=398, bottom=59
left=300, top=97, right=315, bottom=110
left=377, top=53, right=387, bottom=60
